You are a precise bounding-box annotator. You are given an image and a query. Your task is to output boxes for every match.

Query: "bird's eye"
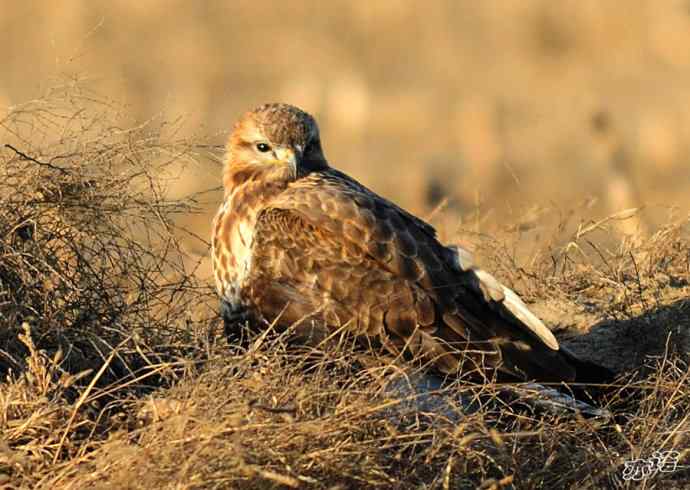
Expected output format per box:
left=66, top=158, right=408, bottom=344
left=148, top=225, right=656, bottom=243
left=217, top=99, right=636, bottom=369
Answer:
left=256, top=143, right=271, bottom=153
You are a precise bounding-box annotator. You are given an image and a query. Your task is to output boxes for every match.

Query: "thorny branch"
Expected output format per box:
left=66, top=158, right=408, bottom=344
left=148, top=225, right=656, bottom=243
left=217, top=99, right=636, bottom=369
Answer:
left=4, top=143, right=71, bottom=175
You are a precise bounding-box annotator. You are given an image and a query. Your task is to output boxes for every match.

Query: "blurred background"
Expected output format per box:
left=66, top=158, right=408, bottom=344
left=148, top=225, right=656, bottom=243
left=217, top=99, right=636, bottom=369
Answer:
left=2, top=1, right=690, bottom=277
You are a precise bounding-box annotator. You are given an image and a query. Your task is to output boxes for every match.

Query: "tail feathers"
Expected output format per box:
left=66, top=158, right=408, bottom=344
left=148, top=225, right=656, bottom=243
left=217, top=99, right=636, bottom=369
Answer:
left=498, top=341, right=577, bottom=382
left=560, top=346, right=616, bottom=384
left=382, top=371, right=612, bottom=422
left=508, top=382, right=612, bottom=419
left=495, top=341, right=615, bottom=387
left=450, top=246, right=560, bottom=352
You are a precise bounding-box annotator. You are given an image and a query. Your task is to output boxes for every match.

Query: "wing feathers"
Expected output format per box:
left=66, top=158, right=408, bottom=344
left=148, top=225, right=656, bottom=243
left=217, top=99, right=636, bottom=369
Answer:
left=448, top=245, right=559, bottom=351
left=473, top=269, right=506, bottom=302
left=500, top=285, right=559, bottom=350
left=447, top=244, right=475, bottom=271
left=249, top=171, right=568, bottom=380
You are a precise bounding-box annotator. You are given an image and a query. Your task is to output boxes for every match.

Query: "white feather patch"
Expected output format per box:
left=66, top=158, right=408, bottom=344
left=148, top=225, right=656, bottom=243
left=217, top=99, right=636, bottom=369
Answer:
left=470, top=267, right=559, bottom=351
left=473, top=269, right=506, bottom=302
left=500, top=285, right=559, bottom=350
left=448, top=244, right=475, bottom=272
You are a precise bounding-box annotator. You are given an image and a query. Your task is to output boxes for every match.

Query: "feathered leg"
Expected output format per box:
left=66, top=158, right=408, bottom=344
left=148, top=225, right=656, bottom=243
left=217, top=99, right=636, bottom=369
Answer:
left=220, top=299, right=255, bottom=347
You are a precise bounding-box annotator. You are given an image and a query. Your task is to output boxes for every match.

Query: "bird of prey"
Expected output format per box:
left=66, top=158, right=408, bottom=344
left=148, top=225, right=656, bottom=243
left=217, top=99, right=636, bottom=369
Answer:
left=211, top=103, right=608, bottom=383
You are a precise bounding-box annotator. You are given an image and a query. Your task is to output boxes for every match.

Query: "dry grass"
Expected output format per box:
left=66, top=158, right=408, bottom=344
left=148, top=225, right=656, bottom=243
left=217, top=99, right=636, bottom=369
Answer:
left=1, top=86, right=689, bottom=489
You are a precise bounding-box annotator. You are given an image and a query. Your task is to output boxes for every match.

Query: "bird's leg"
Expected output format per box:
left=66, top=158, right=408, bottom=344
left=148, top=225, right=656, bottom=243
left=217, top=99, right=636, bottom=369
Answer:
left=220, top=299, right=255, bottom=348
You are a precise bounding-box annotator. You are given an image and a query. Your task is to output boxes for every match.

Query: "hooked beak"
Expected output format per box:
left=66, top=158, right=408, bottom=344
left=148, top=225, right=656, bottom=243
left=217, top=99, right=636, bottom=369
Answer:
left=274, top=147, right=300, bottom=172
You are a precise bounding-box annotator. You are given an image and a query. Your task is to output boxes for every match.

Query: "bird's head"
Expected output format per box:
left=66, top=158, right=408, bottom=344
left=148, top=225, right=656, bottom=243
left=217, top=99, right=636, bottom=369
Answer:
left=224, top=103, right=328, bottom=189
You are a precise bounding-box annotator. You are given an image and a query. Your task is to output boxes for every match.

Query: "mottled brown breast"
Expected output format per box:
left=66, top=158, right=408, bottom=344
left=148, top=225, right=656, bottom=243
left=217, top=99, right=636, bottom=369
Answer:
left=211, top=171, right=287, bottom=308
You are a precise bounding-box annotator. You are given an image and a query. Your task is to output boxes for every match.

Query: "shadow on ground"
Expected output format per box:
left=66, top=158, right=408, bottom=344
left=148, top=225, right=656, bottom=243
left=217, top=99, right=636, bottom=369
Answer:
left=561, top=297, right=690, bottom=374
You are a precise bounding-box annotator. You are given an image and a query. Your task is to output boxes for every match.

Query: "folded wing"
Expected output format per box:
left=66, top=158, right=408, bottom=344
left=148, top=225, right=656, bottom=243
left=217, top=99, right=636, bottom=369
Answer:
left=247, top=169, right=577, bottom=381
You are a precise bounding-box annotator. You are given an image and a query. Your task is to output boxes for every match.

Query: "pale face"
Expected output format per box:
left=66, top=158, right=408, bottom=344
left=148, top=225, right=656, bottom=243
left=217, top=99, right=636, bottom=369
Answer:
left=226, top=104, right=328, bottom=181
left=228, top=119, right=300, bottom=175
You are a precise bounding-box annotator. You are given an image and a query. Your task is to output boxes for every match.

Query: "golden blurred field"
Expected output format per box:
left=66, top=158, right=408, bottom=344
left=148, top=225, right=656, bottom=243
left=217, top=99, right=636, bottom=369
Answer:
left=1, top=3, right=689, bottom=488
left=3, top=1, right=690, bottom=230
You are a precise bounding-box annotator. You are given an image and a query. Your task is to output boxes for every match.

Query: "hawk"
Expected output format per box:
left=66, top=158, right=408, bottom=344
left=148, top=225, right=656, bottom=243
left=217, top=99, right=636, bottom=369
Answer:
left=211, top=103, right=609, bottom=383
